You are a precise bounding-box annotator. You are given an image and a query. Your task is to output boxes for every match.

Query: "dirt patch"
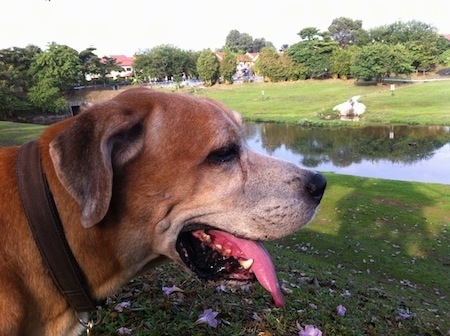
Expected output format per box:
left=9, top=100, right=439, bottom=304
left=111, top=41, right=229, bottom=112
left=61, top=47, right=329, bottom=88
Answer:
left=68, top=86, right=132, bottom=104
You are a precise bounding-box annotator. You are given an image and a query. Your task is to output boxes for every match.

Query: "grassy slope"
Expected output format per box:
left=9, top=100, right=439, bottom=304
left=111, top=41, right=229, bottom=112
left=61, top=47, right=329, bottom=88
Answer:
left=1, top=81, right=449, bottom=335
left=198, top=80, right=450, bottom=126
left=90, top=174, right=449, bottom=336
left=0, top=121, right=45, bottom=146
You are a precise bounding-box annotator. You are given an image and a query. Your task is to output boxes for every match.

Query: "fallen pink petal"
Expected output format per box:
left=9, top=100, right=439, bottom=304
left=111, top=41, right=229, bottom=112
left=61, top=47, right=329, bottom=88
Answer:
left=117, top=327, right=133, bottom=335
left=162, top=285, right=184, bottom=296
left=336, top=304, right=347, bottom=316
left=194, top=308, right=219, bottom=328
left=114, top=301, right=131, bottom=312
left=298, top=324, right=322, bottom=336
left=216, top=284, right=228, bottom=293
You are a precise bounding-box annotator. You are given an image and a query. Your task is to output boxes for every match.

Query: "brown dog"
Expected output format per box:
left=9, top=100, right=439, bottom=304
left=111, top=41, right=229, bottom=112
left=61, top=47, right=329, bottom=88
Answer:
left=0, top=88, right=326, bottom=335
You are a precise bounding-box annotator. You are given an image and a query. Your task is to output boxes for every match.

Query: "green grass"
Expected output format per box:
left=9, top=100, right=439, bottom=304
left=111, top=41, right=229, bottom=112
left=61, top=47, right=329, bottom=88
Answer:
left=1, top=81, right=449, bottom=335
left=88, top=174, right=449, bottom=336
left=196, top=80, right=450, bottom=126
left=0, top=121, right=45, bottom=146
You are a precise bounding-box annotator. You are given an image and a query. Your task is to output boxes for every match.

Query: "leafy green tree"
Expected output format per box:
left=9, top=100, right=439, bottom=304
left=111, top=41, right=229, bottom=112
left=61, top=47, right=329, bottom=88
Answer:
left=225, top=30, right=253, bottom=53
left=224, top=30, right=274, bottom=53
left=298, top=27, right=321, bottom=41
left=0, top=45, right=41, bottom=117
left=220, top=47, right=237, bottom=84
left=328, top=17, right=364, bottom=48
left=196, top=49, right=219, bottom=86
left=330, top=47, right=356, bottom=79
left=98, top=56, right=123, bottom=85
left=28, top=42, right=83, bottom=113
left=436, top=35, right=450, bottom=55
left=254, top=47, right=279, bottom=81
left=351, top=43, right=413, bottom=83
left=252, top=38, right=275, bottom=52
left=27, top=77, right=67, bottom=113
left=0, top=45, right=42, bottom=92
left=407, top=40, right=438, bottom=74
left=366, top=20, right=441, bottom=75
left=439, top=49, right=450, bottom=66
left=288, top=39, right=338, bottom=78
left=133, top=45, right=191, bottom=83
left=184, top=50, right=201, bottom=79
left=30, top=42, right=83, bottom=92
left=255, top=47, right=304, bottom=82
left=278, top=53, right=306, bottom=81
left=79, top=47, right=104, bottom=85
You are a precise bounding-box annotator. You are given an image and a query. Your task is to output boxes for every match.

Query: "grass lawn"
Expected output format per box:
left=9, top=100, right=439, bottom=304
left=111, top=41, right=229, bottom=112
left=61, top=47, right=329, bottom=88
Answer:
left=88, top=174, right=450, bottom=336
left=0, top=121, right=45, bottom=146
left=1, top=80, right=449, bottom=335
left=197, top=79, right=450, bottom=126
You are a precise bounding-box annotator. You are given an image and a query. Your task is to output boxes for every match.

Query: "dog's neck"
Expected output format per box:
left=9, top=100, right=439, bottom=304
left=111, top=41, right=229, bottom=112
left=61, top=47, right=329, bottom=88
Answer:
left=16, top=140, right=103, bottom=314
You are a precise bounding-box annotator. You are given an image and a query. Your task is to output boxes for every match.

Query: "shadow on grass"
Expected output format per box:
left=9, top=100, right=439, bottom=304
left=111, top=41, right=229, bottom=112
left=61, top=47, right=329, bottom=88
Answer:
left=274, top=173, right=449, bottom=334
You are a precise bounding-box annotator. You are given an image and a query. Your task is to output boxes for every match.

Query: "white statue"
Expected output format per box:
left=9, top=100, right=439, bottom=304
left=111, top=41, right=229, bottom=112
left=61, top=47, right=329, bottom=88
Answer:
left=333, top=96, right=366, bottom=117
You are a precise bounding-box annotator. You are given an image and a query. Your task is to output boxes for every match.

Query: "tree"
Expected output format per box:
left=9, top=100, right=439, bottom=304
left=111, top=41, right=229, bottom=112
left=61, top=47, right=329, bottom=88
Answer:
left=224, top=30, right=274, bottom=53
left=225, top=30, right=253, bottom=53
left=27, top=77, right=68, bottom=113
left=288, top=39, right=338, bottom=78
left=0, top=45, right=41, bottom=117
left=220, top=47, right=237, bottom=84
left=298, top=27, right=321, bottom=41
left=30, top=42, right=83, bottom=93
left=330, top=47, right=356, bottom=79
left=79, top=47, right=104, bottom=85
left=436, top=35, right=450, bottom=55
left=366, top=20, right=440, bottom=75
left=184, top=50, right=201, bottom=79
left=252, top=38, right=275, bottom=52
left=407, top=40, right=438, bottom=75
left=133, top=45, right=192, bottom=83
left=27, top=43, right=83, bottom=113
left=351, top=43, right=413, bottom=83
left=439, top=49, right=450, bottom=67
left=277, top=53, right=306, bottom=81
left=98, top=56, right=123, bottom=85
left=196, top=49, right=219, bottom=86
left=254, top=47, right=305, bottom=82
left=328, top=17, right=363, bottom=48
left=254, top=47, right=279, bottom=81
left=0, top=45, right=42, bottom=92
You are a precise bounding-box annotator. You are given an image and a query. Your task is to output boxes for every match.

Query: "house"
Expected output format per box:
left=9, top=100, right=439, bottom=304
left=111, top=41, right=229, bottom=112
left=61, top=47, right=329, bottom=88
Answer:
left=236, top=52, right=259, bottom=77
left=215, top=51, right=259, bottom=77
left=107, top=55, right=134, bottom=79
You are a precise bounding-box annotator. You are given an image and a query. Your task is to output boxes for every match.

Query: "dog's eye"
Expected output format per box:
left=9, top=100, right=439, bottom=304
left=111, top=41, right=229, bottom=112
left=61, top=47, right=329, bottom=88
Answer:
left=206, top=144, right=239, bottom=164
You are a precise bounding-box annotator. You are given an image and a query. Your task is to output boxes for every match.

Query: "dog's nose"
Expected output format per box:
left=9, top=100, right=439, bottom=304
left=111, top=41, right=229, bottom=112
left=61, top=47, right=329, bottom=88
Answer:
left=306, top=172, right=327, bottom=202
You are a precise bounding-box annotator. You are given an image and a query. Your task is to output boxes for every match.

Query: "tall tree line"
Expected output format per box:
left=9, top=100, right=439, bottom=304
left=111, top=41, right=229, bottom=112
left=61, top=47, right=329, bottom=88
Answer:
left=1, top=18, right=450, bottom=117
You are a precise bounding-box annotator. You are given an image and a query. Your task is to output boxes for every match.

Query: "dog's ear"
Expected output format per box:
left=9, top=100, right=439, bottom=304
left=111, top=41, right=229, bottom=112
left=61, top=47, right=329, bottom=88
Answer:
left=49, top=101, right=145, bottom=228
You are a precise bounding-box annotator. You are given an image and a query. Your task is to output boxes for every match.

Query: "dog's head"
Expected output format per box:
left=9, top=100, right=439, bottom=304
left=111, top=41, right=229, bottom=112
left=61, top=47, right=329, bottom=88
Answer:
left=48, top=88, right=326, bottom=307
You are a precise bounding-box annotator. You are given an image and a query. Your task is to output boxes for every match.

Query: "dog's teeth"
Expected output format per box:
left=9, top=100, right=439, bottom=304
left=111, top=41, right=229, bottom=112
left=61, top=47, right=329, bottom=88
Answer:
left=197, top=230, right=211, bottom=243
left=202, top=233, right=211, bottom=243
left=214, top=244, right=223, bottom=250
left=239, top=259, right=254, bottom=270
left=224, top=249, right=231, bottom=256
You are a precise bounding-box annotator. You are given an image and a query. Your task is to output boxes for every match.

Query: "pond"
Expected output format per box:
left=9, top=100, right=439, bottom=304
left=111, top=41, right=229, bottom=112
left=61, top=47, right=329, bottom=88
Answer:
left=244, top=123, right=450, bottom=185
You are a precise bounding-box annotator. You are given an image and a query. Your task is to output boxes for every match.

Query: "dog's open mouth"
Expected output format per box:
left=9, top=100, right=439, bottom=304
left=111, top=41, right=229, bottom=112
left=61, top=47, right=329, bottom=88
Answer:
left=176, top=228, right=284, bottom=307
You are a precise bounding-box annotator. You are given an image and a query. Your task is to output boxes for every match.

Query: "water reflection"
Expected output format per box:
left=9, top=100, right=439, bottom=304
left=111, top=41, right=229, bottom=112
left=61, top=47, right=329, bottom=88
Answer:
left=244, top=123, right=450, bottom=184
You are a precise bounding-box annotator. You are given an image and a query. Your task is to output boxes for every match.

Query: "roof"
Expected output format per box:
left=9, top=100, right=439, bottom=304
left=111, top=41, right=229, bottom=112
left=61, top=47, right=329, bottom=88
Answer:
left=107, top=55, right=133, bottom=66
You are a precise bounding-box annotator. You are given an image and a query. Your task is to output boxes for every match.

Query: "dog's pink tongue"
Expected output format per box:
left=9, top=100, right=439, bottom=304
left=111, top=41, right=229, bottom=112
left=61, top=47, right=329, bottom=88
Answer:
left=209, top=230, right=284, bottom=307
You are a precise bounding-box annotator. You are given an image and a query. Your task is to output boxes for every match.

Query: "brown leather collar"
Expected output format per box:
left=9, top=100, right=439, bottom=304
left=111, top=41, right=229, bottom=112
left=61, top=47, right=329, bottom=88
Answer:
left=16, top=140, right=102, bottom=312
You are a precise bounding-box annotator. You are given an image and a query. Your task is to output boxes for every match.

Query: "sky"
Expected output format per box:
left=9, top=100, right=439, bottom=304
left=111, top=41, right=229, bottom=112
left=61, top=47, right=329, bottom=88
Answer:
left=2, top=0, right=450, bottom=57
